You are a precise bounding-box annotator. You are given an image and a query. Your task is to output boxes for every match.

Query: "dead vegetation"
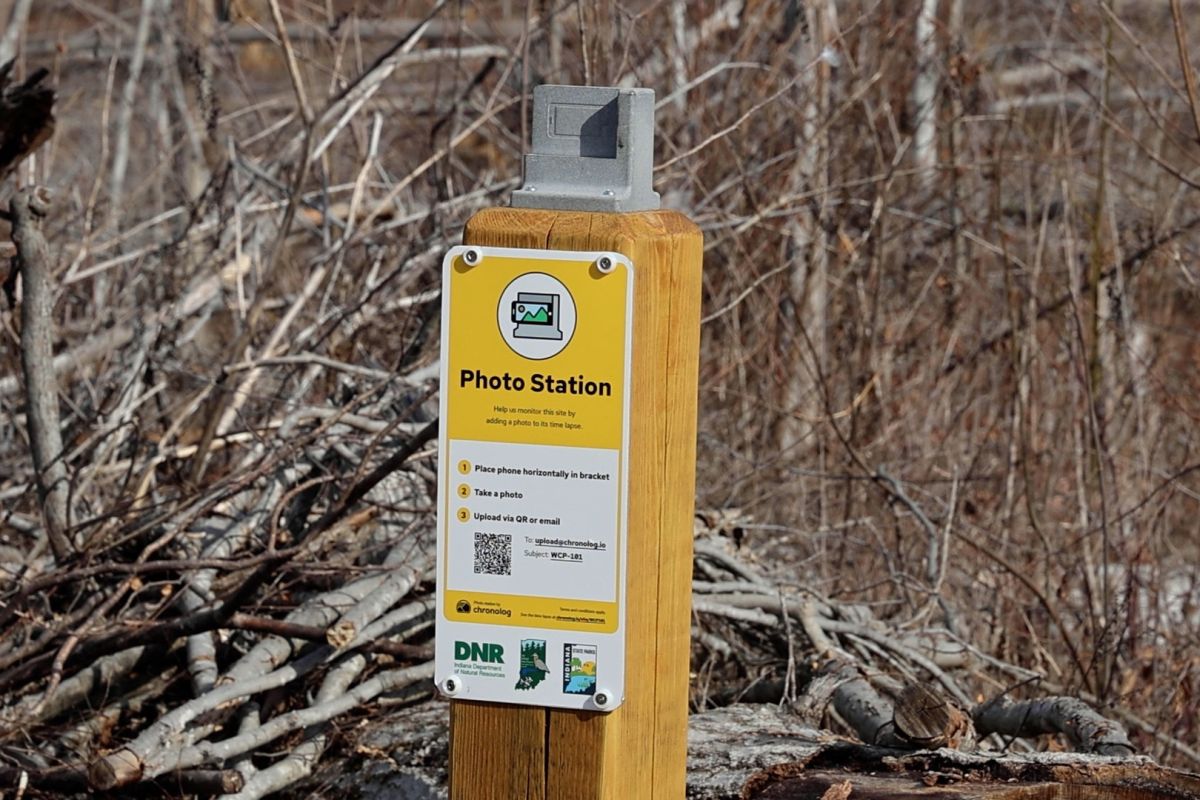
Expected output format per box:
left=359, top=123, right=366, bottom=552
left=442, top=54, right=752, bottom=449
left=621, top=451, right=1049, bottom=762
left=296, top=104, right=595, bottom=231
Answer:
left=0, top=0, right=1199, bottom=797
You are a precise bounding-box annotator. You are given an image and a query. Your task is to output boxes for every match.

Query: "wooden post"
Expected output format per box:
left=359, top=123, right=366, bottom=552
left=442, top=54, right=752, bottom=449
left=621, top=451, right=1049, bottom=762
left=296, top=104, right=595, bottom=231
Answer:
left=446, top=204, right=702, bottom=797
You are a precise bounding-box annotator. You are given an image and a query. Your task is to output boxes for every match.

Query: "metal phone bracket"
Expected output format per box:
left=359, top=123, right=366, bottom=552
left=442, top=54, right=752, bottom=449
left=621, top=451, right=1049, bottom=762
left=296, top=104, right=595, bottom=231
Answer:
left=510, top=84, right=661, bottom=213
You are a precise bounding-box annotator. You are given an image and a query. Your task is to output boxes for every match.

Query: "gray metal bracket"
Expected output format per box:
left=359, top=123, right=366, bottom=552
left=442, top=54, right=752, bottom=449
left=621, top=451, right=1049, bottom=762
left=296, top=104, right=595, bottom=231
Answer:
left=510, top=84, right=661, bottom=213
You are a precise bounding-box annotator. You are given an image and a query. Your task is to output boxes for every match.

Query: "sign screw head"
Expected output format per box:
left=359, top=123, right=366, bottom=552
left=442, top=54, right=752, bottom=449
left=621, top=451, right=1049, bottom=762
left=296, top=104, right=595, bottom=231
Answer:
left=463, top=248, right=482, bottom=266
left=593, top=689, right=614, bottom=710
left=596, top=256, right=614, bottom=274
left=441, top=675, right=464, bottom=697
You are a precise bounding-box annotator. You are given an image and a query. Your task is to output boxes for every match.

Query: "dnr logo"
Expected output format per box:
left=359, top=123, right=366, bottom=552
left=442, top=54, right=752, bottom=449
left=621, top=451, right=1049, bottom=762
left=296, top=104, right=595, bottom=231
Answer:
left=455, top=641, right=505, bottom=664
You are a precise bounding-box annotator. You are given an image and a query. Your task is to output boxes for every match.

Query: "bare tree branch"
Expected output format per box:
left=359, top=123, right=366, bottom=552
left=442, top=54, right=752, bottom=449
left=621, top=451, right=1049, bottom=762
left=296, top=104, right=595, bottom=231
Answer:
left=12, top=185, right=72, bottom=562
left=0, top=0, right=33, bottom=66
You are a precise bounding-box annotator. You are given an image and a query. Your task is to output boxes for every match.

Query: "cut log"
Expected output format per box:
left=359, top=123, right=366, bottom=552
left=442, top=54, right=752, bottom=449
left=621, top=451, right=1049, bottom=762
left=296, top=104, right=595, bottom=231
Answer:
left=893, top=682, right=975, bottom=750
left=743, top=744, right=1200, bottom=800
left=829, top=668, right=905, bottom=748
left=683, top=705, right=1200, bottom=800
left=201, top=701, right=1196, bottom=799
left=687, top=704, right=831, bottom=799
left=87, top=747, right=141, bottom=790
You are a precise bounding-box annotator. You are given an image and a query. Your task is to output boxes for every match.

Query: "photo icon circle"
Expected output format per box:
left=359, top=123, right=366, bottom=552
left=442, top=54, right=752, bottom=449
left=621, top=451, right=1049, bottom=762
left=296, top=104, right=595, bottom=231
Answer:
left=497, top=272, right=576, bottom=360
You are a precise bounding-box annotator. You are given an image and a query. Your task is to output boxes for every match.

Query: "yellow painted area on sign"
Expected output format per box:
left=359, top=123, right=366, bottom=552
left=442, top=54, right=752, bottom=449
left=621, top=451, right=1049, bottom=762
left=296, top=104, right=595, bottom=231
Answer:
left=444, top=589, right=618, bottom=633
left=440, top=249, right=631, bottom=635
left=445, top=253, right=627, bottom=451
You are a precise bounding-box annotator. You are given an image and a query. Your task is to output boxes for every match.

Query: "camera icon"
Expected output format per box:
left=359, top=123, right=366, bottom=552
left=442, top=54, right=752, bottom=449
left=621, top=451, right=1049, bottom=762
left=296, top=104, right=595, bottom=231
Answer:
left=512, top=292, right=563, bottom=340
left=497, top=273, right=576, bottom=360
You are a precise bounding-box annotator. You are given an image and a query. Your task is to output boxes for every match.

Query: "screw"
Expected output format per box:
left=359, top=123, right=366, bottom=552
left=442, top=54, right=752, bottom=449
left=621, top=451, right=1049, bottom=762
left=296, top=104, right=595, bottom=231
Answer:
left=445, top=679, right=456, bottom=692
left=596, top=256, right=614, bottom=274
left=441, top=675, right=463, bottom=696
left=463, top=248, right=481, bottom=266
left=592, top=687, right=615, bottom=709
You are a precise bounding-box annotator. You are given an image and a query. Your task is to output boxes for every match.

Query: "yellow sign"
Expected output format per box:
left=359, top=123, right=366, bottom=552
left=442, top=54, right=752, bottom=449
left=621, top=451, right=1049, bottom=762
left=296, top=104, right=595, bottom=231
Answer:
left=438, top=247, right=631, bottom=628
left=435, top=247, right=633, bottom=709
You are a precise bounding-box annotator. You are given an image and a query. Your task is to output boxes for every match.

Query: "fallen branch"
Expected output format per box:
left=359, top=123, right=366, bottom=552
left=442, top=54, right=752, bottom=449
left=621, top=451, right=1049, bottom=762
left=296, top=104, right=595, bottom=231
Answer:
left=0, top=322, right=134, bottom=398
left=973, top=696, right=1136, bottom=757
left=0, top=765, right=243, bottom=795
left=179, top=493, right=279, bottom=695
left=149, top=661, right=434, bottom=778
left=225, top=654, right=367, bottom=799
left=89, top=647, right=333, bottom=789
left=0, top=555, right=280, bottom=694
left=324, top=562, right=424, bottom=647
left=0, top=421, right=439, bottom=694
left=91, top=544, right=434, bottom=788
left=228, top=613, right=430, bottom=660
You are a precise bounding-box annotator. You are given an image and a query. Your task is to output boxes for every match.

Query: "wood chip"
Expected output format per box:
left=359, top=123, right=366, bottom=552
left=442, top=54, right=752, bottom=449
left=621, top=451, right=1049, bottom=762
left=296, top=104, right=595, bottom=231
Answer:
left=819, top=779, right=853, bottom=800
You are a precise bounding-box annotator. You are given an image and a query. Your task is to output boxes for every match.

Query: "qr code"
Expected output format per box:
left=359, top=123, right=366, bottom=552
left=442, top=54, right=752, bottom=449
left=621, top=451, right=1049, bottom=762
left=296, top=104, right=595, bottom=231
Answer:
left=473, top=532, right=512, bottom=576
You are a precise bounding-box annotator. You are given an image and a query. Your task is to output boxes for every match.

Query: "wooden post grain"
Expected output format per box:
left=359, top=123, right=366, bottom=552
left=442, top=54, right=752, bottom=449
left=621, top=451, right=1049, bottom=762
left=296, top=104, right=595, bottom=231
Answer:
left=449, top=208, right=702, bottom=799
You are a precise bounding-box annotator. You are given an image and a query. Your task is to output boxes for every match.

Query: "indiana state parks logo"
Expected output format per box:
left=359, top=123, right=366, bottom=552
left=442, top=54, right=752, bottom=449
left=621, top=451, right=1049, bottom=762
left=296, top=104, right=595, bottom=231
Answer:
left=515, top=639, right=549, bottom=690
left=563, top=643, right=597, bottom=695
